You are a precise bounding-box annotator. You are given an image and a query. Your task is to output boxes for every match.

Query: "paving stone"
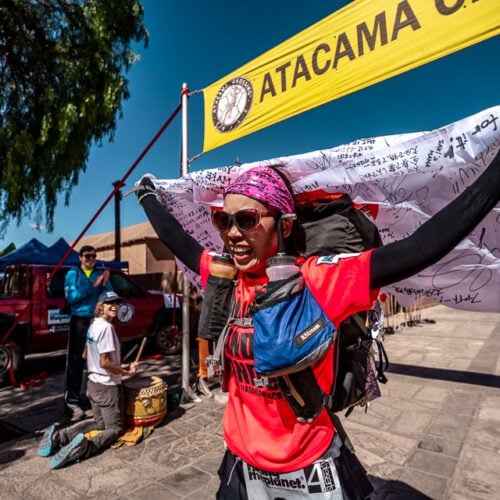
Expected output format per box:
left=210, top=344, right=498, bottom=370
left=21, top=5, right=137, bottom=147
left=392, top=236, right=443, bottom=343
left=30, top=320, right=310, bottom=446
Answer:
left=158, top=465, right=211, bottom=497
left=398, top=467, right=449, bottom=499
left=176, top=431, right=223, bottom=456
left=149, top=448, right=194, bottom=472
left=417, top=435, right=463, bottom=458
left=440, top=400, right=477, bottom=418
left=124, top=482, right=182, bottom=500
left=407, top=449, right=458, bottom=478
left=426, top=420, right=469, bottom=442
left=477, top=395, right=500, bottom=421
left=447, top=494, right=479, bottom=500
left=453, top=445, right=500, bottom=498
left=389, top=407, right=436, bottom=437
left=431, top=412, right=472, bottom=431
left=346, top=420, right=416, bottom=467
left=184, top=475, right=220, bottom=499
left=465, top=419, right=500, bottom=451
left=414, top=386, right=451, bottom=403
left=367, top=462, right=404, bottom=481
left=380, top=380, right=422, bottom=399
left=342, top=408, right=395, bottom=433
left=191, top=450, right=224, bottom=476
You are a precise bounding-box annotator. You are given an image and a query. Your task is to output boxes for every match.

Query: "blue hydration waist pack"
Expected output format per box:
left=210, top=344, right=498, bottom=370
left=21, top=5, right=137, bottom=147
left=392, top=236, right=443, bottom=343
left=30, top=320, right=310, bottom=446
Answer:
left=251, top=273, right=336, bottom=377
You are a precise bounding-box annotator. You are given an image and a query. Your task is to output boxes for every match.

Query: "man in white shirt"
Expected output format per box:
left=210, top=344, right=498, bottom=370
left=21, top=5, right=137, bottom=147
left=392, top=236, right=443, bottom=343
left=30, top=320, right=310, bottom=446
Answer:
left=38, top=291, right=139, bottom=469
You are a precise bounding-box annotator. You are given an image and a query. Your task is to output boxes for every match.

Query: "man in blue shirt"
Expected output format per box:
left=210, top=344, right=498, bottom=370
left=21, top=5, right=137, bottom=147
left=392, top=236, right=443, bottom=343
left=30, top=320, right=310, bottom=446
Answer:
left=63, top=245, right=112, bottom=420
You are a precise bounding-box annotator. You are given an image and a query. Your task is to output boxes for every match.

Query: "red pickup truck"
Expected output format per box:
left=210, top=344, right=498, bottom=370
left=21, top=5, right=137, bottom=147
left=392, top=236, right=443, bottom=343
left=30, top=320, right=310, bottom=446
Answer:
left=0, top=264, right=183, bottom=384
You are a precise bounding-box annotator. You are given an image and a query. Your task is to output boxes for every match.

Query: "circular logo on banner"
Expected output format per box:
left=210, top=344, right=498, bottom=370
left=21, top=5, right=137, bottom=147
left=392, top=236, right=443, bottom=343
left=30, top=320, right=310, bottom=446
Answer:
left=212, top=77, right=253, bottom=133
left=117, top=302, right=135, bottom=324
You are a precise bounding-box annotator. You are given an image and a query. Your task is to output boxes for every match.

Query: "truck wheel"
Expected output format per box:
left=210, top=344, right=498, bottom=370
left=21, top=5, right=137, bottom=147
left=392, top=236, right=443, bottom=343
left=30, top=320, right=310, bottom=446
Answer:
left=154, top=324, right=181, bottom=355
left=0, top=340, right=24, bottom=386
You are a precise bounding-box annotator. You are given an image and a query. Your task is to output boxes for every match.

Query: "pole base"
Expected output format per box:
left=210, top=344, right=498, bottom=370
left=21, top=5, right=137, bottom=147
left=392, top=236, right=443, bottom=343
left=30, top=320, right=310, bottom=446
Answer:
left=180, top=385, right=201, bottom=404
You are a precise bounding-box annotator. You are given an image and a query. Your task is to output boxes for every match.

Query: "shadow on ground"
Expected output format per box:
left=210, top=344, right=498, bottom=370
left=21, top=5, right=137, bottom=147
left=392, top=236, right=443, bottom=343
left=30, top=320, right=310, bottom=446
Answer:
left=371, top=476, right=432, bottom=499
left=388, top=362, right=500, bottom=388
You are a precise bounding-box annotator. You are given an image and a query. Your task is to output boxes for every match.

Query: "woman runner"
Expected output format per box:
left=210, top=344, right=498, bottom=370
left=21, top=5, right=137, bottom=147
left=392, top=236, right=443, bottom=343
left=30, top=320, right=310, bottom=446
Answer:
left=136, top=149, right=499, bottom=499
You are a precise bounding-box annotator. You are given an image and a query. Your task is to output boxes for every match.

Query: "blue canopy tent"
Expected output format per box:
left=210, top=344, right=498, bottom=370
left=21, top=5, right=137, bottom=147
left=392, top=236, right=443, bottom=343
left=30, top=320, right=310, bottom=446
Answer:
left=0, top=238, right=49, bottom=267
left=0, top=238, right=127, bottom=271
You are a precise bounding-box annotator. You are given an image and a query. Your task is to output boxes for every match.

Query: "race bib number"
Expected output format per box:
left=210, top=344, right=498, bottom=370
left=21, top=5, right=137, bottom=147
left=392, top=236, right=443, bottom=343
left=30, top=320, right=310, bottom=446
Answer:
left=243, top=457, right=342, bottom=499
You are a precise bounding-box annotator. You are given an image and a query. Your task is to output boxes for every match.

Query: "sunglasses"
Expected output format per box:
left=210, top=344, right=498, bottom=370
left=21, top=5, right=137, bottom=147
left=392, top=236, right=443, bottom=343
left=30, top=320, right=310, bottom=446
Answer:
left=211, top=209, right=276, bottom=233
left=104, top=300, right=122, bottom=306
left=82, top=253, right=97, bottom=259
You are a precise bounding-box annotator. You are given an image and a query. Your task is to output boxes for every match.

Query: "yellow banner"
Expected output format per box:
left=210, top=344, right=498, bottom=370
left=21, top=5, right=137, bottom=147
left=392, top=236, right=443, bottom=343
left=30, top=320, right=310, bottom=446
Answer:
left=202, top=0, right=499, bottom=153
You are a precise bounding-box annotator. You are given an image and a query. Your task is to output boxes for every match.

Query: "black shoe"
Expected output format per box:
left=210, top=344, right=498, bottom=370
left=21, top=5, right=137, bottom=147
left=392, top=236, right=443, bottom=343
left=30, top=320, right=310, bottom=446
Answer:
left=38, top=425, right=59, bottom=457
left=50, top=433, right=86, bottom=469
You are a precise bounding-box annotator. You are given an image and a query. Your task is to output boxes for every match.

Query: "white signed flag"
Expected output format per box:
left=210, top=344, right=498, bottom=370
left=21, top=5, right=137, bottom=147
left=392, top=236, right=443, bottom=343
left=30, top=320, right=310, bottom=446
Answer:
left=147, top=106, right=500, bottom=312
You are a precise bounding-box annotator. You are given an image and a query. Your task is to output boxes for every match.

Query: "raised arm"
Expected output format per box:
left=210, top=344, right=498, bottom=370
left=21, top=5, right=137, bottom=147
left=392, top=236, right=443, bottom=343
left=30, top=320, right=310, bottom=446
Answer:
left=136, top=177, right=204, bottom=274
left=370, top=149, right=500, bottom=289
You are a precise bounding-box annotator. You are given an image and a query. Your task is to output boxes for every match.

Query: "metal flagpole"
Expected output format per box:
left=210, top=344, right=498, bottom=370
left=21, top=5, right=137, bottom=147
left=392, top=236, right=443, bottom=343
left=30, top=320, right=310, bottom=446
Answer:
left=180, top=83, right=200, bottom=403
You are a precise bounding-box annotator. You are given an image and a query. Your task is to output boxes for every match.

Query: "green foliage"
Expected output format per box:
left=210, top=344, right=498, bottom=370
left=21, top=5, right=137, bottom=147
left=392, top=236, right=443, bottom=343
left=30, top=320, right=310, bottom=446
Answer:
left=0, top=242, right=16, bottom=257
left=0, top=0, right=148, bottom=233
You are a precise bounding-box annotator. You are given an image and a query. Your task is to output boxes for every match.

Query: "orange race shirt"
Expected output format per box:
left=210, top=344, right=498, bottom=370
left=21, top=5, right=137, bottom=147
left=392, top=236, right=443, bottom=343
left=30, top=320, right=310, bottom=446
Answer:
left=199, top=249, right=378, bottom=473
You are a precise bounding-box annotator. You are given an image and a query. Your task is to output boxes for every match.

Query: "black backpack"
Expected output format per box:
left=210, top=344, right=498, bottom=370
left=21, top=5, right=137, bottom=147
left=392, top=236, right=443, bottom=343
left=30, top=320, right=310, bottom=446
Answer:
left=276, top=193, right=389, bottom=420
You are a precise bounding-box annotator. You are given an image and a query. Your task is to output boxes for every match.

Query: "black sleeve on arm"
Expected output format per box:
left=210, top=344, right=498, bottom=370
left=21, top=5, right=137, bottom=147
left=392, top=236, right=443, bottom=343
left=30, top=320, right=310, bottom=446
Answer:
left=140, top=194, right=204, bottom=275
left=371, top=150, right=500, bottom=289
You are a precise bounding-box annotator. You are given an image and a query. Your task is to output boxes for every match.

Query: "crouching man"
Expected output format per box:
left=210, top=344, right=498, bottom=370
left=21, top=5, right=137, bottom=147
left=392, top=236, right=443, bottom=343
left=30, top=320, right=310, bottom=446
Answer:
left=38, top=291, right=138, bottom=469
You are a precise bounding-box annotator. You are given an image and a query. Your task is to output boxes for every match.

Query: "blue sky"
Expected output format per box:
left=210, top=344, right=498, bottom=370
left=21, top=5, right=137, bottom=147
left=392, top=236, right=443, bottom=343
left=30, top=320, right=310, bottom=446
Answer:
left=1, top=0, right=499, bottom=250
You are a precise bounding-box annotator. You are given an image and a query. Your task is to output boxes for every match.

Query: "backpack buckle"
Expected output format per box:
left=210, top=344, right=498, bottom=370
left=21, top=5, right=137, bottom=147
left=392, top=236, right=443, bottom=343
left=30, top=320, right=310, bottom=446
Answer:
left=253, top=377, right=270, bottom=388
left=205, top=355, right=220, bottom=367
left=323, top=393, right=334, bottom=409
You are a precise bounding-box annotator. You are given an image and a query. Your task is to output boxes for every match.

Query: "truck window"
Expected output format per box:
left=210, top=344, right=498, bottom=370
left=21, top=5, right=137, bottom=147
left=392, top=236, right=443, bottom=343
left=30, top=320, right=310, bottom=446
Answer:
left=0, top=268, right=28, bottom=297
left=108, top=272, right=146, bottom=298
left=46, top=269, right=67, bottom=298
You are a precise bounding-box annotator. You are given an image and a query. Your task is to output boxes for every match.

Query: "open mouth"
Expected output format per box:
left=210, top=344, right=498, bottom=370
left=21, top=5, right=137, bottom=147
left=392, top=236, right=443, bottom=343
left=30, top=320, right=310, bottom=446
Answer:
left=230, top=245, right=252, bottom=263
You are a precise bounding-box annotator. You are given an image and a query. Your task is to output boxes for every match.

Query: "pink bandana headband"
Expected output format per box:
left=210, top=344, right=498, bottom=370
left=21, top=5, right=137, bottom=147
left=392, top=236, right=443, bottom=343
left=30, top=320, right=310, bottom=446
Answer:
left=224, top=166, right=295, bottom=214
